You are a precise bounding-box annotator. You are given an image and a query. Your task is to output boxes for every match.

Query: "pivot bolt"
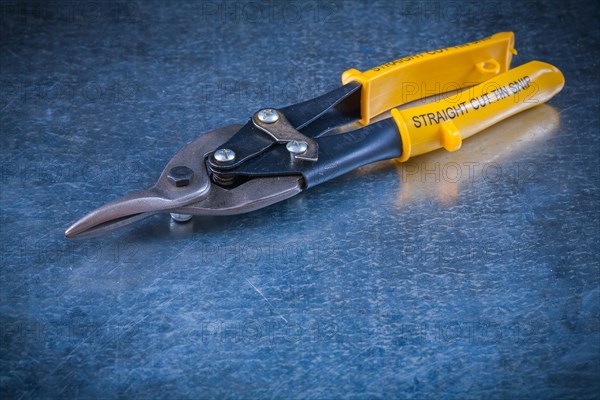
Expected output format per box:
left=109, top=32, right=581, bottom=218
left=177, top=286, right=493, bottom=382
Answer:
left=257, top=108, right=279, bottom=123
left=170, top=213, right=192, bottom=223
left=286, top=140, right=308, bottom=155
left=167, top=166, right=194, bottom=187
left=213, top=148, right=236, bottom=163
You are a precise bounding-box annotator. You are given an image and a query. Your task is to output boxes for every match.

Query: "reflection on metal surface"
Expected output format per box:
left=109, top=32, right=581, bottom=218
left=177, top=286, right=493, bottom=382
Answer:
left=169, top=216, right=196, bottom=236
left=390, top=104, right=561, bottom=207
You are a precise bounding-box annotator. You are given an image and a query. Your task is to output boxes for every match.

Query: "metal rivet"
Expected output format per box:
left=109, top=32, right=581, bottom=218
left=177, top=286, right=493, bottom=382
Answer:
left=257, top=108, right=279, bottom=123
left=170, top=213, right=193, bottom=222
left=167, top=166, right=194, bottom=187
left=213, top=148, right=236, bottom=163
left=286, top=140, right=308, bottom=155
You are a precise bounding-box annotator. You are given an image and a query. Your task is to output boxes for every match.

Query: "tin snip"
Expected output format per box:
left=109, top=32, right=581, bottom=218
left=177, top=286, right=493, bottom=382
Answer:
left=66, top=32, right=564, bottom=238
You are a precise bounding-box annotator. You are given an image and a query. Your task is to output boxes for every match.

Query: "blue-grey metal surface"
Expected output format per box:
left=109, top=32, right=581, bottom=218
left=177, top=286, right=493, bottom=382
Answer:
left=1, top=0, right=598, bottom=398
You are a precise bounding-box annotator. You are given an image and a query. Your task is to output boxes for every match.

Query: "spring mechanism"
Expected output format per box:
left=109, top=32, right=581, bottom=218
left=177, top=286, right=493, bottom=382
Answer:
left=211, top=173, right=235, bottom=186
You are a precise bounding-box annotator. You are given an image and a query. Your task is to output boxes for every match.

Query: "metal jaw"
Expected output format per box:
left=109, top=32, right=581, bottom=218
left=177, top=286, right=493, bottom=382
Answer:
left=64, top=124, right=302, bottom=239
left=66, top=83, right=362, bottom=238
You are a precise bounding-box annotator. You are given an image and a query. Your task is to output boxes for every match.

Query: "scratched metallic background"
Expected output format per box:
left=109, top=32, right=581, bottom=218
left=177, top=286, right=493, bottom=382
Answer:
left=1, top=0, right=598, bottom=398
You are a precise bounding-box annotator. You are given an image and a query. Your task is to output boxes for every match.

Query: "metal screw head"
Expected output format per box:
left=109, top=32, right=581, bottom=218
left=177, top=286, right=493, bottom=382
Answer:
left=257, top=108, right=279, bottom=123
left=167, top=166, right=194, bottom=187
left=213, top=148, right=236, bottom=163
left=170, top=213, right=193, bottom=222
left=286, top=140, right=308, bottom=155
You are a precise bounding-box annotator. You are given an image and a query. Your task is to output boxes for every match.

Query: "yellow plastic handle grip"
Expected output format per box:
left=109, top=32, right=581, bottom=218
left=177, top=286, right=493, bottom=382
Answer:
left=342, top=32, right=517, bottom=125
left=390, top=61, right=565, bottom=162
